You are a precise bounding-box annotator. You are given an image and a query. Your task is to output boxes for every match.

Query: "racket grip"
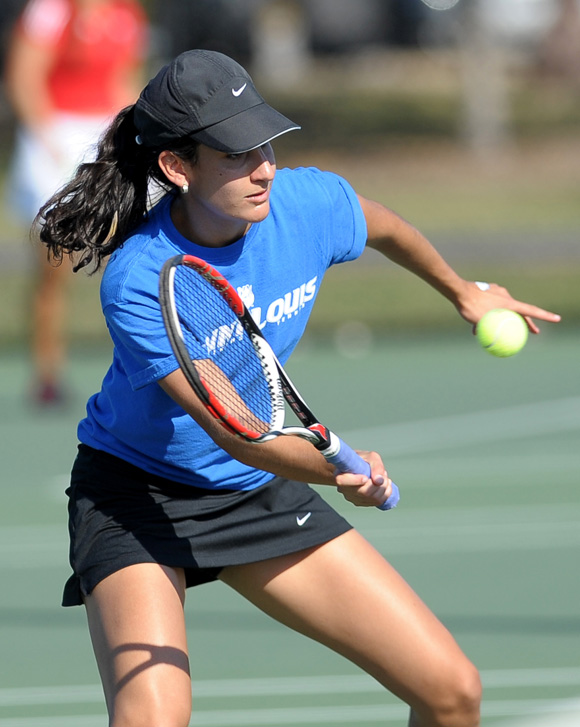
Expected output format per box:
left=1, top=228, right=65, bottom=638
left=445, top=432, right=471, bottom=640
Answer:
left=378, top=483, right=400, bottom=511
left=323, top=436, right=400, bottom=512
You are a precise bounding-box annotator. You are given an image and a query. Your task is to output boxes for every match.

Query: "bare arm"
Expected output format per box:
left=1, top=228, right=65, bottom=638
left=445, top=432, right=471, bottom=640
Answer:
left=359, top=195, right=561, bottom=333
left=159, top=368, right=393, bottom=508
left=4, top=30, right=56, bottom=132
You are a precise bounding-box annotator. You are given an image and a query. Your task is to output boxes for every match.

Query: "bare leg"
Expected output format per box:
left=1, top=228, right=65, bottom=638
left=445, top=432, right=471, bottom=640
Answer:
left=84, top=563, right=192, bottom=727
left=220, top=529, right=481, bottom=727
left=31, top=254, right=70, bottom=400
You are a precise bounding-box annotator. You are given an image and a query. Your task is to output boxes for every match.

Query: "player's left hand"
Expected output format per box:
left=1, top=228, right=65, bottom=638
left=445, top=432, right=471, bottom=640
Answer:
left=456, top=280, right=561, bottom=334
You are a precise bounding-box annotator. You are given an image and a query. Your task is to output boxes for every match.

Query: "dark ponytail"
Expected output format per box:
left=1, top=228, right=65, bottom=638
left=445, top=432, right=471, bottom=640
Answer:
left=35, top=105, right=195, bottom=273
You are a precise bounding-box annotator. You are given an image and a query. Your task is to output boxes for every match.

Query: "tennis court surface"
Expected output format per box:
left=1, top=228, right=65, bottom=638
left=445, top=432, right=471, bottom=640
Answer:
left=0, top=325, right=578, bottom=726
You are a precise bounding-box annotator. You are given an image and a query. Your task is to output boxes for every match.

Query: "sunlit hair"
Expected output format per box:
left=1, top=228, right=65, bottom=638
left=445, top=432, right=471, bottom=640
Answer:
left=35, top=105, right=199, bottom=273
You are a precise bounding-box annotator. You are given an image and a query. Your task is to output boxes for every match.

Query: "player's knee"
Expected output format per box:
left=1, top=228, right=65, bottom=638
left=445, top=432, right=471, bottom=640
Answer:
left=413, top=660, right=481, bottom=727
left=431, top=661, right=482, bottom=727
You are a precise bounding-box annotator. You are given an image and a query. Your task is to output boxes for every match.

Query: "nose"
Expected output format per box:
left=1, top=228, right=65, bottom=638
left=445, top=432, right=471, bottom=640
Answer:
left=250, top=145, right=276, bottom=182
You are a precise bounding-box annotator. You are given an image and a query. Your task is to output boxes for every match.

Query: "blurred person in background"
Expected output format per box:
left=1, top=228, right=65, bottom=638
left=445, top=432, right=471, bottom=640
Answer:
left=538, top=0, right=580, bottom=83
left=3, top=0, right=148, bottom=405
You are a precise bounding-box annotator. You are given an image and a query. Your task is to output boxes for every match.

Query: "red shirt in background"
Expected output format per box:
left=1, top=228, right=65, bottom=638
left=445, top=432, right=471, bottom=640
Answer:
left=17, top=0, right=148, bottom=115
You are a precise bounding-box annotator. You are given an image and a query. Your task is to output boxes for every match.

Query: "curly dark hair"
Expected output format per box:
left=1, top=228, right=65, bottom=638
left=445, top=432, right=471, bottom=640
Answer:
left=35, top=105, right=199, bottom=273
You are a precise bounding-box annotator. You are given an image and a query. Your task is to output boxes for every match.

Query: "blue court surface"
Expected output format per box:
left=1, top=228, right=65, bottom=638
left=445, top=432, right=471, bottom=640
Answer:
left=0, top=325, right=578, bottom=726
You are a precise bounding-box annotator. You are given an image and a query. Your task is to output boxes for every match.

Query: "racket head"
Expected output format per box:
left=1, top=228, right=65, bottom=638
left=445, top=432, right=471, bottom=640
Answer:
left=159, top=254, right=285, bottom=440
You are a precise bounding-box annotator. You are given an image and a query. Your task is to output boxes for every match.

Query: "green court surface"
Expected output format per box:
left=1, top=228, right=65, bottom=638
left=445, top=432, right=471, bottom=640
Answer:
left=0, top=326, right=578, bottom=726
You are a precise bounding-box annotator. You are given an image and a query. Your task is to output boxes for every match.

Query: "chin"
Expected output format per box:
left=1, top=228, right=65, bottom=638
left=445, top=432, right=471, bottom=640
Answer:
left=248, top=202, right=271, bottom=222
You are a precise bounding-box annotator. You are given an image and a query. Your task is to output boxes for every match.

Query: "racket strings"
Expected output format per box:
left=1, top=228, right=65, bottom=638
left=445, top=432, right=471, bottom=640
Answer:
left=173, top=265, right=275, bottom=435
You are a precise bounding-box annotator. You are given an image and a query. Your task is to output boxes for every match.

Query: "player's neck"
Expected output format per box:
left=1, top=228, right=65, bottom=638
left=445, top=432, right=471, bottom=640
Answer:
left=170, top=196, right=251, bottom=249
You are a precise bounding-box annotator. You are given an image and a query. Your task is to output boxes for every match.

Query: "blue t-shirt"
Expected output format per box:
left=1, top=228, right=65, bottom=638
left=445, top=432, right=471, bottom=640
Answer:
left=78, top=167, right=367, bottom=490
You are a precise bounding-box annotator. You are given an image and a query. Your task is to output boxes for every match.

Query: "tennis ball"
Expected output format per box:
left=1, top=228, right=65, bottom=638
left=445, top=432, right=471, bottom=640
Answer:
left=476, top=309, right=528, bottom=358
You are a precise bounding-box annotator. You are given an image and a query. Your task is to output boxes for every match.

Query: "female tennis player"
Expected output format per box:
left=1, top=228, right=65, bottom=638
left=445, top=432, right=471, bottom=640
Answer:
left=37, top=50, right=560, bottom=727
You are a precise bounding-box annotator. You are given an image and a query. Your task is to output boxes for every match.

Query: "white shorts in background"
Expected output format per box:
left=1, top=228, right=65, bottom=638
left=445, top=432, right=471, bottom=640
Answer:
left=7, top=113, right=110, bottom=223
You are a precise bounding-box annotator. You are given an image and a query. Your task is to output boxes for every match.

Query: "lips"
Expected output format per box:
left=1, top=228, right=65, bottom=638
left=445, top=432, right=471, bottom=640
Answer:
left=246, top=188, right=270, bottom=204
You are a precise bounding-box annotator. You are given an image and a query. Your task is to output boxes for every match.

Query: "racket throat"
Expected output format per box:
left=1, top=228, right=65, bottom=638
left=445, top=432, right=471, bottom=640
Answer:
left=307, top=423, right=341, bottom=458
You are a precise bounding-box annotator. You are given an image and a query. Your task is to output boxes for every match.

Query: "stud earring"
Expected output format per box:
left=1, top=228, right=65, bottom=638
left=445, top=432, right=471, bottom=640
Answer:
left=181, top=183, right=189, bottom=195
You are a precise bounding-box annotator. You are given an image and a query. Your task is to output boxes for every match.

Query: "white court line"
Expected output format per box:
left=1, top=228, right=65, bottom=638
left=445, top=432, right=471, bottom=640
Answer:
left=483, top=667, right=580, bottom=688
left=493, top=703, right=580, bottom=727
left=1, top=671, right=579, bottom=726
left=1, top=667, right=580, bottom=705
left=343, top=396, right=580, bottom=456
left=490, top=697, right=580, bottom=727
left=1, top=699, right=580, bottom=727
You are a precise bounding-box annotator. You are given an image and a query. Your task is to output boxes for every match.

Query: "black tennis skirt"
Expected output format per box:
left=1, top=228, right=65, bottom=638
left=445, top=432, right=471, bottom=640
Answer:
left=62, top=444, right=353, bottom=606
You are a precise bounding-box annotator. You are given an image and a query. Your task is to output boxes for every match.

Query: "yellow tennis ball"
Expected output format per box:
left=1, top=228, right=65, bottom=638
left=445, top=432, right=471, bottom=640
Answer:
left=476, top=309, right=528, bottom=357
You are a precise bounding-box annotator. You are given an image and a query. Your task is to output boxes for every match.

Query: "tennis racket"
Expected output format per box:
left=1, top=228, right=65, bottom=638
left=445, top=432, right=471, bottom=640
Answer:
left=159, top=254, right=399, bottom=511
